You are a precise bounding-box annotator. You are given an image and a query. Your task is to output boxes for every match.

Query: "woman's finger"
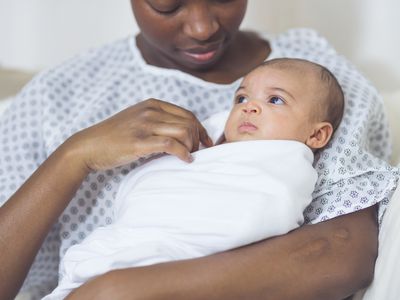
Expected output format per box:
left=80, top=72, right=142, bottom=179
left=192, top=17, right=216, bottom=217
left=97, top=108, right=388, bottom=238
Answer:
left=140, top=136, right=194, bottom=163
left=197, top=122, right=213, bottom=148
left=152, top=122, right=197, bottom=152
left=156, top=99, right=196, bottom=120
left=155, top=100, right=213, bottom=148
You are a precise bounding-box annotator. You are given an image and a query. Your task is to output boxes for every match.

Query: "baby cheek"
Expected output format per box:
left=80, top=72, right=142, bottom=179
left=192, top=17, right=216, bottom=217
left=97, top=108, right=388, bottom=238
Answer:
left=223, top=120, right=234, bottom=142
left=223, top=112, right=238, bottom=140
left=288, top=123, right=311, bottom=142
left=262, top=121, right=298, bottom=140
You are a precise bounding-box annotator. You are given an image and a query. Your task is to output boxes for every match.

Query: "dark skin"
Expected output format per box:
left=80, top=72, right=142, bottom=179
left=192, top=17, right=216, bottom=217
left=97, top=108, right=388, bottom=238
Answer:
left=132, top=0, right=270, bottom=83
left=0, top=0, right=378, bottom=299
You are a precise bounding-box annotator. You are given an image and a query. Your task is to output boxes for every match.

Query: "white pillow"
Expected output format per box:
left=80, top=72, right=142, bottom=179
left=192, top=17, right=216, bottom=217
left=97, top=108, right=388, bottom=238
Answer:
left=353, top=176, right=400, bottom=300
left=382, top=90, right=400, bottom=166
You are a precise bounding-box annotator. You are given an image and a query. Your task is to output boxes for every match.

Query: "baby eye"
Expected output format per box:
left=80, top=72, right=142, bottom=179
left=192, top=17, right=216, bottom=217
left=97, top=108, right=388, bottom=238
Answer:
left=236, top=96, right=249, bottom=104
left=268, top=96, right=285, bottom=105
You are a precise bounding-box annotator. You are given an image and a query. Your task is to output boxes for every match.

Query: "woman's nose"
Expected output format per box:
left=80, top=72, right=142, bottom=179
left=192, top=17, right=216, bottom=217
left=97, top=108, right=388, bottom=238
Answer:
left=183, top=5, right=219, bottom=41
left=242, top=101, right=261, bottom=114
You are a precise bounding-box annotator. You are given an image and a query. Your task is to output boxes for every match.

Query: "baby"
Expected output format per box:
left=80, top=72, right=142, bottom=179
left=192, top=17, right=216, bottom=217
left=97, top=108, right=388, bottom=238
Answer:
left=44, top=58, right=344, bottom=299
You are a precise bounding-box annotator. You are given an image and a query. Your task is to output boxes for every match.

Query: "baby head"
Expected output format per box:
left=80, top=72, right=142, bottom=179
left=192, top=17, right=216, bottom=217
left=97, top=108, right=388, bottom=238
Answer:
left=224, top=58, right=344, bottom=151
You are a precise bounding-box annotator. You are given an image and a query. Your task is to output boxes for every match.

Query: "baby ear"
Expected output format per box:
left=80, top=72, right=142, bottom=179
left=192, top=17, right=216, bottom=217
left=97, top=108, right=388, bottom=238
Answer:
left=306, top=122, right=333, bottom=150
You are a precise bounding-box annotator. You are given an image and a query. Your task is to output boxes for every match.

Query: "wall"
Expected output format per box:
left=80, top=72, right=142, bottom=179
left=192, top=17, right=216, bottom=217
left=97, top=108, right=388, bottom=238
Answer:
left=0, top=0, right=135, bottom=70
left=242, top=0, right=400, bottom=92
left=0, top=0, right=399, bottom=92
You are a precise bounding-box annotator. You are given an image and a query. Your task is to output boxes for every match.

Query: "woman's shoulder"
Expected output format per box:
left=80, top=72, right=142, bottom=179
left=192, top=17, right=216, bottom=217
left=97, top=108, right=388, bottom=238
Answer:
left=15, top=37, right=141, bottom=105
left=9, top=37, right=142, bottom=124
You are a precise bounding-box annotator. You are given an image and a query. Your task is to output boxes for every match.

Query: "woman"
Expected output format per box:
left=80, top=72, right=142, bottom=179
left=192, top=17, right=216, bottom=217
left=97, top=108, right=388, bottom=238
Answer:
left=0, top=1, right=397, bottom=299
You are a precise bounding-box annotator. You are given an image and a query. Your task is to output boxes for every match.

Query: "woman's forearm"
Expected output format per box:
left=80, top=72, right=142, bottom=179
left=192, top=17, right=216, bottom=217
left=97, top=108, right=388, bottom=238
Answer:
left=0, top=99, right=214, bottom=300
left=69, top=206, right=378, bottom=300
left=0, top=139, right=89, bottom=300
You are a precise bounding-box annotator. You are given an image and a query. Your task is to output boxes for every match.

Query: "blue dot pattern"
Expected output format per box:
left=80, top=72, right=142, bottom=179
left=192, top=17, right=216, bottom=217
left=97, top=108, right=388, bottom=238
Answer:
left=0, top=29, right=399, bottom=298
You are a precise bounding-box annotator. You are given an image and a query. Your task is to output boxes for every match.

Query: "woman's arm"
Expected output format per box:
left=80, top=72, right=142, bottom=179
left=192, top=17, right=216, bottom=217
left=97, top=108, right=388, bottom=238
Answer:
left=0, top=142, right=89, bottom=300
left=0, top=99, right=212, bottom=300
left=68, top=205, right=378, bottom=300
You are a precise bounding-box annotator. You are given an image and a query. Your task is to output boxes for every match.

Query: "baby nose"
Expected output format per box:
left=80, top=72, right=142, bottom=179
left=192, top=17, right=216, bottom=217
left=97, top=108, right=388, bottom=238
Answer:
left=242, top=101, right=261, bottom=114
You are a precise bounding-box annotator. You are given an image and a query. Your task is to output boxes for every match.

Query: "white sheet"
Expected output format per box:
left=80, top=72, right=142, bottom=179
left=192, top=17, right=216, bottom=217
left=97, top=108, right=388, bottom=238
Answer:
left=44, top=140, right=317, bottom=299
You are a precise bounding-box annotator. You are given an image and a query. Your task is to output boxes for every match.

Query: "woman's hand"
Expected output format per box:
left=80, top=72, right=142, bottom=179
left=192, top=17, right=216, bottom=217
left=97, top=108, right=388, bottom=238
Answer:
left=65, top=99, right=213, bottom=172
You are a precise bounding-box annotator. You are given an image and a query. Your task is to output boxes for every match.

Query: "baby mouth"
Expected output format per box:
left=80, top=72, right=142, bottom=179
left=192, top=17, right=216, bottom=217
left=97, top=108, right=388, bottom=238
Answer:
left=238, top=122, right=258, bottom=133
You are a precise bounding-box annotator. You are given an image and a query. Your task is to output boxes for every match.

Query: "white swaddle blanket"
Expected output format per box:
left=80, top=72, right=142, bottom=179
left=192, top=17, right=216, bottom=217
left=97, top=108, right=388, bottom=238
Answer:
left=44, top=112, right=317, bottom=299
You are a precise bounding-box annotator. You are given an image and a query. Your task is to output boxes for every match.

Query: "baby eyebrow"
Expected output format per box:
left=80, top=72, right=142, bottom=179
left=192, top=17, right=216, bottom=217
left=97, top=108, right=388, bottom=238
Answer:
left=270, top=87, right=296, bottom=102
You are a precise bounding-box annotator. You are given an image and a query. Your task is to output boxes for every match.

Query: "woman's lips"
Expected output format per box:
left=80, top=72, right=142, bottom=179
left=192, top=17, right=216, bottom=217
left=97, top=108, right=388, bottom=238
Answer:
left=238, top=122, right=258, bottom=133
left=180, top=41, right=223, bottom=64
left=182, top=49, right=218, bottom=63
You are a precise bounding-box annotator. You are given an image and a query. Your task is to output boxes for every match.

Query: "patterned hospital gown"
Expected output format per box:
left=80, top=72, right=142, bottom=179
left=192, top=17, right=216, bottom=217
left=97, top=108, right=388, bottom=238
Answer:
left=0, top=28, right=399, bottom=298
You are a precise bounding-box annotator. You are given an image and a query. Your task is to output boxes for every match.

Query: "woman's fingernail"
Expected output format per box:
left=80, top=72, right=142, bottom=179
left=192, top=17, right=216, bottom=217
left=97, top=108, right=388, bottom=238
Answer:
left=188, top=154, right=194, bottom=163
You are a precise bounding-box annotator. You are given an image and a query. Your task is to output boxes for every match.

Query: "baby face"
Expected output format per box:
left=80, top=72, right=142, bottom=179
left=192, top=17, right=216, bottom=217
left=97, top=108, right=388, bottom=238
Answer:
left=224, top=65, right=322, bottom=143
